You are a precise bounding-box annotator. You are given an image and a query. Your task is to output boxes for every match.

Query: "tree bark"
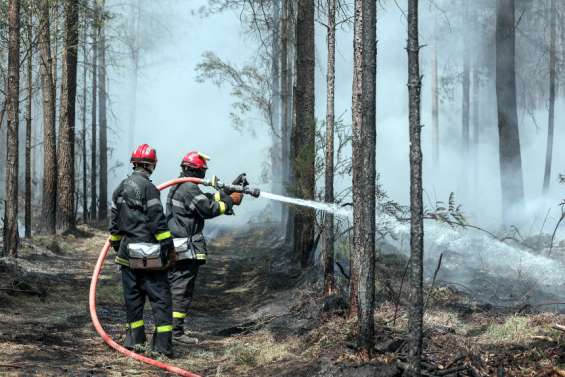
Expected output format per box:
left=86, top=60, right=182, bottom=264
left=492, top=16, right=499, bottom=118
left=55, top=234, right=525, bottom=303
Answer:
left=57, top=0, right=79, bottom=233
left=81, top=5, right=88, bottom=223
left=25, top=1, right=33, bottom=239
left=98, top=0, right=108, bottom=224
left=323, top=0, right=336, bottom=297
left=351, top=0, right=376, bottom=357
left=406, top=0, right=423, bottom=374
left=472, top=64, right=480, bottom=201
left=271, top=0, right=282, bottom=220
left=461, top=1, right=470, bottom=179
left=4, top=0, right=21, bottom=257
left=496, top=0, right=524, bottom=223
left=280, top=0, right=291, bottom=234
left=543, top=0, right=556, bottom=194
left=291, top=0, right=315, bottom=268
left=39, top=0, right=57, bottom=234
left=90, top=0, right=98, bottom=222
left=52, top=4, right=59, bottom=123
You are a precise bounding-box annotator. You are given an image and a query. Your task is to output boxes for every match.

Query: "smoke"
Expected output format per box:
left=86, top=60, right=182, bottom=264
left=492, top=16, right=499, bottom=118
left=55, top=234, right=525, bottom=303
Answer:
left=101, top=1, right=565, bottom=304
left=379, top=212, right=565, bottom=307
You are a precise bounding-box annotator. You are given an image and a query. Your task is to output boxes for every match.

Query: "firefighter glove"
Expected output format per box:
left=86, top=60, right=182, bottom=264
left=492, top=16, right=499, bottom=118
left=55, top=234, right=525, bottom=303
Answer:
left=230, top=192, right=243, bottom=206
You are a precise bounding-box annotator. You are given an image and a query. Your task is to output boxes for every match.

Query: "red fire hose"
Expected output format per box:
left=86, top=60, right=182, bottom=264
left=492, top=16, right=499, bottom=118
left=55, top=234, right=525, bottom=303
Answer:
left=89, top=177, right=206, bottom=377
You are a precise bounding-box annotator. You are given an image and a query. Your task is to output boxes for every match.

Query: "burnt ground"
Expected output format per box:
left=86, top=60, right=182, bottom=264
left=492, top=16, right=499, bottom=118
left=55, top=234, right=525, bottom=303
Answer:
left=1, top=225, right=565, bottom=376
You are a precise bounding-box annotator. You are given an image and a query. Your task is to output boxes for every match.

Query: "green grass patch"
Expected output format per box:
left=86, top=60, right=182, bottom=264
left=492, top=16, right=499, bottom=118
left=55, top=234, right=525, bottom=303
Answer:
left=481, top=316, right=537, bottom=344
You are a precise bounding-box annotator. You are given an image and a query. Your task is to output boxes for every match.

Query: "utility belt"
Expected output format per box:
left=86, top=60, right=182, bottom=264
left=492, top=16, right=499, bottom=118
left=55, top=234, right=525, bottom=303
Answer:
left=127, top=242, right=168, bottom=270
left=173, top=234, right=207, bottom=264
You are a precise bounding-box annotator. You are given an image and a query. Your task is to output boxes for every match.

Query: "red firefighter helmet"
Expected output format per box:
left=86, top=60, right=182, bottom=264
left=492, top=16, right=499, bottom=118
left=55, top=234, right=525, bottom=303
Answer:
left=131, top=144, right=157, bottom=165
left=181, top=151, right=209, bottom=170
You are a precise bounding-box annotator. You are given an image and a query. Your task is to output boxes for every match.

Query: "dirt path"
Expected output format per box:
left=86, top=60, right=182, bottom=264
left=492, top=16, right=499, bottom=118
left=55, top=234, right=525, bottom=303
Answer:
left=0, top=225, right=324, bottom=377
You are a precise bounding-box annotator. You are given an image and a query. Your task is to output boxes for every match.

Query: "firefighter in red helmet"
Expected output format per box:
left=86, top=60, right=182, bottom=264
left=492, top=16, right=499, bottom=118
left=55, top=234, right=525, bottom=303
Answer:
left=109, top=144, right=176, bottom=356
left=165, top=151, right=245, bottom=344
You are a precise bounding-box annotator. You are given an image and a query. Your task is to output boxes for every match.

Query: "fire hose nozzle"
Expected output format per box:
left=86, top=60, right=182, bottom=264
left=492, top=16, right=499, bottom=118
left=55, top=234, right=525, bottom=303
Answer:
left=208, top=178, right=260, bottom=198
left=244, top=187, right=261, bottom=198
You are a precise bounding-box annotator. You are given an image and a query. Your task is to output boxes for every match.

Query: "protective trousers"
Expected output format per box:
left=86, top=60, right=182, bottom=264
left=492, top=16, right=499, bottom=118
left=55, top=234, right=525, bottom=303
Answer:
left=121, top=266, right=173, bottom=356
left=168, top=260, right=200, bottom=335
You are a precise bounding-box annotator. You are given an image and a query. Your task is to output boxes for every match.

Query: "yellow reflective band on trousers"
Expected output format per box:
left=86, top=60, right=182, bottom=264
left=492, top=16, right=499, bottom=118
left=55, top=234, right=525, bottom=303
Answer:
left=173, top=311, right=187, bottom=319
left=218, top=201, right=226, bottom=214
left=128, top=320, right=144, bottom=329
left=110, top=234, right=122, bottom=241
left=214, top=191, right=221, bottom=202
left=115, top=256, right=129, bottom=266
left=157, top=325, right=173, bottom=333
left=155, top=231, right=172, bottom=241
left=196, top=253, right=207, bottom=261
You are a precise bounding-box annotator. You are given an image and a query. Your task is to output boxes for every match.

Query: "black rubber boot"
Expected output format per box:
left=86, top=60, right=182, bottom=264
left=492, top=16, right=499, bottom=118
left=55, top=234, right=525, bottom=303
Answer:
left=172, top=317, right=184, bottom=337
left=151, top=331, right=173, bottom=357
left=124, top=326, right=146, bottom=350
left=172, top=317, right=199, bottom=344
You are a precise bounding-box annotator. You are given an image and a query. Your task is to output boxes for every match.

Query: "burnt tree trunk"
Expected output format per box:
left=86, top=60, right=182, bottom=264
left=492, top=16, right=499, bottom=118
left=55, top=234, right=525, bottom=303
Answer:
left=323, top=0, right=336, bottom=297
left=57, top=0, right=79, bottom=233
left=351, top=0, right=376, bottom=357
left=271, top=0, right=281, bottom=218
left=52, top=4, right=59, bottom=124
left=543, top=0, right=556, bottom=194
left=461, top=1, right=470, bottom=190
left=472, top=64, right=480, bottom=201
left=496, top=0, right=524, bottom=223
left=24, top=1, right=33, bottom=239
left=39, top=0, right=57, bottom=234
left=98, top=1, right=108, bottom=224
left=4, top=0, right=21, bottom=257
left=406, top=0, right=423, bottom=374
left=90, top=0, right=98, bottom=222
left=281, top=0, right=292, bottom=234
left=81, top=6, right=88, bottom=223
left=291, top=0, right=315, bottom=268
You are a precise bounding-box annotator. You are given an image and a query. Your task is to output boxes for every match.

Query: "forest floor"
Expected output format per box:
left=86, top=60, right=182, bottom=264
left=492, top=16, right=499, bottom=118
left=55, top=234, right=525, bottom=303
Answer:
left=1, top=224, right=565, bottom=376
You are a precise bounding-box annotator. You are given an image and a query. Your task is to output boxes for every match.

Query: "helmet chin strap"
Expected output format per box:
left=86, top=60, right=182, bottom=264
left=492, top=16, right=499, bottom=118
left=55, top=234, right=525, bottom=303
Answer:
left=134, top=162, right=155, bottom=175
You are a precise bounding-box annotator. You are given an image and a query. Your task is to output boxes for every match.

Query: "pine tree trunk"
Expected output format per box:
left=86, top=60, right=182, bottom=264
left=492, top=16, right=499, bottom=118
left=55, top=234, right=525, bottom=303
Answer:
left=4, top=0, right=21, bottom=257
left=431, top=42, right=439, bottom=165
left=472, top=65, right=480, bottom=202
left=39, top=0, right=57, bottom=234
left=90, top=0, right=98, bottom=222
left=461, top=1, right=470, bottom=181
left=81, top=7, right=88, bottom=223
left=496, top=0, right=524, bottom=223
left=406, top=0, right=423, bottom=374
left=271, top=0, right=282, bottom=220
left=291, top=0, right=315, bottom=268
left=280, top=0, right=291, bottom=233
left=57, top=0, right=79, bottom=233
left=323, top=0, right=336, bottom=297
left=98, top=1, right=108, bottom=224
left=52, top=4, right=59, bottom=123
left=543, top=0, right=556, bottom=194
left=351, top=0, right=377, bottom=357
left=25, top=1, right=33, bottom=239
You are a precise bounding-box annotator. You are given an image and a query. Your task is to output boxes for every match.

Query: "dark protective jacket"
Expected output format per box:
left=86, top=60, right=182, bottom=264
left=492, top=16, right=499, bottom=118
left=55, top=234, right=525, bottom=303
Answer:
left=165, top=176, right=231, bottom=263
left=110, top=170, right=172, bottom=266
